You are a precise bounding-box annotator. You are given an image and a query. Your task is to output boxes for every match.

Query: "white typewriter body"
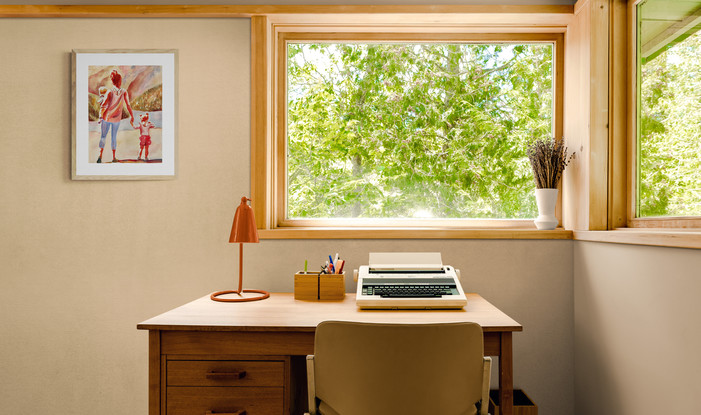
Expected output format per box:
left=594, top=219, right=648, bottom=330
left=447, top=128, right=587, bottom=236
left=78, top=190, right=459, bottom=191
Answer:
left=355, top=252, right=468, bottom=310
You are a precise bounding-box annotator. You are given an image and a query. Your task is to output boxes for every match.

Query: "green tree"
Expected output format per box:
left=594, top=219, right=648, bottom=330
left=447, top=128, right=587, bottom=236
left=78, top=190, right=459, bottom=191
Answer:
left=639, top=31, right=701, bottom=217
left=287, top=42, right=554, bottom=219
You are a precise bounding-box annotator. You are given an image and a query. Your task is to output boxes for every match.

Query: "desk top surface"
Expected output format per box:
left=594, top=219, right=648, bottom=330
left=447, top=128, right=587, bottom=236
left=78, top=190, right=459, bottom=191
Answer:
left=137, top=293, right=522, bottom=332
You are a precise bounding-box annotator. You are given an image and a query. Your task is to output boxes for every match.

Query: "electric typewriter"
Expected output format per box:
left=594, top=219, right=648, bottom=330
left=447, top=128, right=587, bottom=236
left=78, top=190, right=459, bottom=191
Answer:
left=355, top=252, right=467, bottom=309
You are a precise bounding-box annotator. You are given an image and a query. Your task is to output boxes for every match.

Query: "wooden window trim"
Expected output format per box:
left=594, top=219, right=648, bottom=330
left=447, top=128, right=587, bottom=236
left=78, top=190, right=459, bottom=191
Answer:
left=0, top=5, right=574, bottom=18
left=260, top=227, right=573, bottom=240
left=256, top=19, right=566, bottom=239
left=574, top=229, right=701, bottom=249
left=567, top=0, right=701, bottom=249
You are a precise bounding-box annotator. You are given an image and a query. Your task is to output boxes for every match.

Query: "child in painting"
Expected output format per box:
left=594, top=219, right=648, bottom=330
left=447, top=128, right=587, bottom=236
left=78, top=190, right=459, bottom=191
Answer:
left=97, top=87, right=108, bottom=113
left=97, top=86, right=108, bottom=126
left=97, top=69, right=134, bottom=163
left=134, top=113, right=155, bottom=161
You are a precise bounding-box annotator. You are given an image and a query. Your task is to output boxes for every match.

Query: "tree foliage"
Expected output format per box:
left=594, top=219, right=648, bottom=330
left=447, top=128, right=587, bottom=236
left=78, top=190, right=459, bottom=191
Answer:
left=640, top=31, right=701, bottom=217
left=287, top=42, right=554, bottom=219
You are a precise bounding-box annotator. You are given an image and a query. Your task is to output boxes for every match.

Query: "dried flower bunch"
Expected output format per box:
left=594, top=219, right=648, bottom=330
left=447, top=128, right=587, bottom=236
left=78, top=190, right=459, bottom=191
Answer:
left=527, top=138, right=575, bottom=189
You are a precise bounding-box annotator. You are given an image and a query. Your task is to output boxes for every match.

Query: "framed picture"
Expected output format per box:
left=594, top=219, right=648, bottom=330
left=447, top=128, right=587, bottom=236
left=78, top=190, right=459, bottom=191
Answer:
left=72, top=49, right=178, bottom=180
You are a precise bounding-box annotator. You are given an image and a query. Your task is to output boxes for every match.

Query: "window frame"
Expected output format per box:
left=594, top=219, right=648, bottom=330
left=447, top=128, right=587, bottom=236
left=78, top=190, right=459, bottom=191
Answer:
left=255, top=18, right=566, bottom=238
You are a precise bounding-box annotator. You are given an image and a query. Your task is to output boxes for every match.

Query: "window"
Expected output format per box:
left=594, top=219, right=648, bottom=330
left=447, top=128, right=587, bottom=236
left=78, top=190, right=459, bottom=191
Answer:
left=266, top=31, right=564, bottom=233
left=250, top=13, right=570, bottom=237
left=635, top=0, right=701, bottom=222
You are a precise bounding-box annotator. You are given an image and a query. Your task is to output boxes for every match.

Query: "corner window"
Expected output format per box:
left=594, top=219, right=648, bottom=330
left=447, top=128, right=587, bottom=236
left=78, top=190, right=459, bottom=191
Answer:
left=637, top=0, right=701, bottom=218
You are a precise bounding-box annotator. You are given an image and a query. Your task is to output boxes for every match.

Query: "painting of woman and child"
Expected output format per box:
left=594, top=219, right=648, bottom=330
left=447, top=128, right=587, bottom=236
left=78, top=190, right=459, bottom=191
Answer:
left=73, top=50, right=176, bottom=179
left=90, top=66, right=162, bottom=164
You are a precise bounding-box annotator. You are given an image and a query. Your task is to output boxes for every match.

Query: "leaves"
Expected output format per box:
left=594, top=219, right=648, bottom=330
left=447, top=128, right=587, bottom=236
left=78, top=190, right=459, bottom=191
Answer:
left=639, top=31, right=701, bottom=217
left=287, top=43, right=554, bottom=219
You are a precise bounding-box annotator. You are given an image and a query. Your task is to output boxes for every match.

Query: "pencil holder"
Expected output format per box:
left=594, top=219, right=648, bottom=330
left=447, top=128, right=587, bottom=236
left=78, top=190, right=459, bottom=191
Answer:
left=294, top=272, right=319, bottom=301
left=294, top=272, right=345, bottom=301
left=320, top=272, right=345, bottom=300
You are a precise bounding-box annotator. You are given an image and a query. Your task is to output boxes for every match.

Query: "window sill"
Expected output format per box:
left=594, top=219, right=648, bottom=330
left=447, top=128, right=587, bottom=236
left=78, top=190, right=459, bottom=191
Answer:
left=573, top=229, right=701, bottom=250
left=258, top=227, right=573, bottom=240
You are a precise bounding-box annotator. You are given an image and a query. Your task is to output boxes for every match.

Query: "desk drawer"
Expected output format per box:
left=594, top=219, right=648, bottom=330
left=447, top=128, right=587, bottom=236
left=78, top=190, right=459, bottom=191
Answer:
left=167, top=361, right=284, bottom=387
left=167, top=386, right=283, bottom=415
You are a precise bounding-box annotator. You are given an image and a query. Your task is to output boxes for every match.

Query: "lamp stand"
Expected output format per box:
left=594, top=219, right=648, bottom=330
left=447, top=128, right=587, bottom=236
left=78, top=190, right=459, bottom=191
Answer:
left=211, top=243, right=270, bottom=302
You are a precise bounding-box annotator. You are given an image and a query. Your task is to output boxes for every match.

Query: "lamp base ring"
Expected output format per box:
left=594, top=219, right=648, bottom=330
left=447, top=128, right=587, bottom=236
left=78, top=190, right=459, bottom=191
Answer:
left=210, top=289, right=270, bottom=302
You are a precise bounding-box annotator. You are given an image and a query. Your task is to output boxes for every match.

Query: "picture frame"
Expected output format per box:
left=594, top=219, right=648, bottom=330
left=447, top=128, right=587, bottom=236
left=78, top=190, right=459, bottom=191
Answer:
left=71, top=49, right=178, bottom=180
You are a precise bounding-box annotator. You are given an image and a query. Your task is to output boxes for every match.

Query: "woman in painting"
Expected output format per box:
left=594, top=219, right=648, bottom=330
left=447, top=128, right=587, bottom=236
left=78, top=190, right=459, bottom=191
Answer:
left=97, top=69, right=135, bottom=163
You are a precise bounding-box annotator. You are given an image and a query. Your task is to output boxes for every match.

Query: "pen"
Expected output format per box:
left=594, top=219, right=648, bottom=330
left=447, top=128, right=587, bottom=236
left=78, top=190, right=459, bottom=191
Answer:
left=333, top=253, right=339, bottom=268
left=304, top=259, right=308, bottom=273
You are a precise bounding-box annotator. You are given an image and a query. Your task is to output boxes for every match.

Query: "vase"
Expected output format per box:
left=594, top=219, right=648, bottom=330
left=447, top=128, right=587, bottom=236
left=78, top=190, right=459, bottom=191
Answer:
left=534, top=188, right=559, bottom=230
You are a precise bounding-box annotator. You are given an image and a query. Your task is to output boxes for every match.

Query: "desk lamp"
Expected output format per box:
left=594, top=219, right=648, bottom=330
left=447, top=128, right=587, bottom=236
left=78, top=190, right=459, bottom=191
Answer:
left=210, top=197, right=270, bottom=302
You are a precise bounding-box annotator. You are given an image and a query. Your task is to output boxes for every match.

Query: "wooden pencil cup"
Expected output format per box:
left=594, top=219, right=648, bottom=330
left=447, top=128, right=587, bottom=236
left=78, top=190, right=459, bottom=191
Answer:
left=294, top=272, right=345, bottom=301
left=294, top=272, right=319, bottom=301
left=320, top=272, right=345, bottom=300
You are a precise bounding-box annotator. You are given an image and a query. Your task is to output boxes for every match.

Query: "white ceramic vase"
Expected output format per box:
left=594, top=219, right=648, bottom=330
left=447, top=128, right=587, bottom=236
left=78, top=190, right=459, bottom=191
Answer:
left=534, top=188, right=559, bottom=230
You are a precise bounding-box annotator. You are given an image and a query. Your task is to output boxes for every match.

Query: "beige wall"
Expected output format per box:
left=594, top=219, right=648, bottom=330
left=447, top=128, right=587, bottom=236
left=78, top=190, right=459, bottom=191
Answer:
left=0, top=16, right=574, bottom=415
left=574, top=242, right=701, bottom=414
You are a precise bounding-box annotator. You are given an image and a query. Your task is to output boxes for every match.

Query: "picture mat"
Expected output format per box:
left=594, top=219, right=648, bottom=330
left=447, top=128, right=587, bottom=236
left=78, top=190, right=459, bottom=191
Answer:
left=74, top=52, right=176, bottom=177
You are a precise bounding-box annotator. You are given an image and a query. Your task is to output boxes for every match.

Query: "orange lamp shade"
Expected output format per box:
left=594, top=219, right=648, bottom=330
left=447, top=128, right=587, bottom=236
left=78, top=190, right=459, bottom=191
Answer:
left=229, top=197, right=259, bottom=244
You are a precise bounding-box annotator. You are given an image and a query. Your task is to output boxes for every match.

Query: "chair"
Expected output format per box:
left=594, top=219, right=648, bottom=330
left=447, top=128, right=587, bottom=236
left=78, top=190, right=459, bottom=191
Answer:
left=305, top=321, right=492, bottom=415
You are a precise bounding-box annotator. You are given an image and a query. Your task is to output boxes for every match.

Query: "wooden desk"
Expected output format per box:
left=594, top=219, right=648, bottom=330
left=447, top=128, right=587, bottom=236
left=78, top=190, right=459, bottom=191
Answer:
left=138, top=293, right=522, bottom=415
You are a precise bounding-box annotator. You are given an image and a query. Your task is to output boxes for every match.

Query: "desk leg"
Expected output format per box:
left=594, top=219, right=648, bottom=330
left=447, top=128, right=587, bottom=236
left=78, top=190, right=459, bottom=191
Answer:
left=149, top=330, right=161, bottom=415
left=499, top=332, right=514, bottom=415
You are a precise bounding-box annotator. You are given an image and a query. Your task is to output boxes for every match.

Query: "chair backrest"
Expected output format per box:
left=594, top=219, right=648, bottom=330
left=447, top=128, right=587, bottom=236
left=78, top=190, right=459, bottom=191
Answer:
left=312, top=321, right=485, bottom=415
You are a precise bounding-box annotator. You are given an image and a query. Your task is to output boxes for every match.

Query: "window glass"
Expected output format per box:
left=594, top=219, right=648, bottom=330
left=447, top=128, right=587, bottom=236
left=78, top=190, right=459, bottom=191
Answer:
left=638, top=0, right=701, bottom=217
left=286, top=42, right=554, bottom=220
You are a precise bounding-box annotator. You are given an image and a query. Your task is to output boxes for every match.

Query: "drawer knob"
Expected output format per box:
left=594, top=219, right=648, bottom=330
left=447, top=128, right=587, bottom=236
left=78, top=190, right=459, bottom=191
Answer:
left=205, top=370, right=247, bottom=380
left=205, top=411, right=246, bottom=415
